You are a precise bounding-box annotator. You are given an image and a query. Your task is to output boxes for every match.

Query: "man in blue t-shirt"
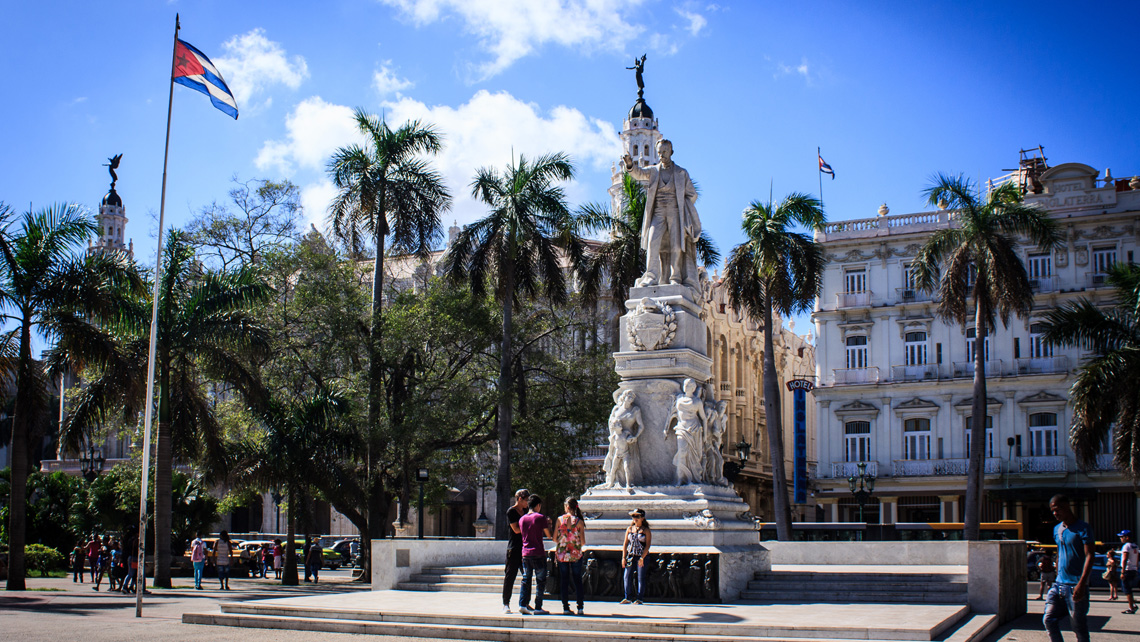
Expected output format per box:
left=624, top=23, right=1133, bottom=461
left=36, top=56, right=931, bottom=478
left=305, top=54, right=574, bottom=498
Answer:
left=1043, top=494, right=1095, bottom=642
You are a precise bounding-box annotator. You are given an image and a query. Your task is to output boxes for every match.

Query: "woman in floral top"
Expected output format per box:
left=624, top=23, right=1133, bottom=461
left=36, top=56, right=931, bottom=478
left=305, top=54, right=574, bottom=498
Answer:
left=554, top=497, right=587, bottom=615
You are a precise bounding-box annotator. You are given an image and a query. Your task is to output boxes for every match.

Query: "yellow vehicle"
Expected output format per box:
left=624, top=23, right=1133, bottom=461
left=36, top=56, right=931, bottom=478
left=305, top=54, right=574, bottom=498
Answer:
left=894, top=520, right=1024, bottom=541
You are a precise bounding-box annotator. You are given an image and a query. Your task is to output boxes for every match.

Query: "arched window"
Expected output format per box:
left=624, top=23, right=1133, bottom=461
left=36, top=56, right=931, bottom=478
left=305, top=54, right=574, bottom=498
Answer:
left=1029, top=323, right=1052, bottom=359
left=846, top=335, right=867, bottom=369
left=965, top=415, right=994, bottom=458
left=903, top=418, right=931, bottom=460
left=965, top=327, right=990, bottom=363
left=734, top=343, right=743, bottom=386
left=1029, top=412, right=1058, bottom=456
left=644, top=144, right=650, bottom=156
left=844, top=421, right=871, bottom=462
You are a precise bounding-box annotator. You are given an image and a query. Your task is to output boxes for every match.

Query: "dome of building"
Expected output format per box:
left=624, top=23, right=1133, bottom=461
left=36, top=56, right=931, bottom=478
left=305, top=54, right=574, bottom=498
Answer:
left=102, top=187, right=122, bottom=208
left=628, top=98, right=654, bottom=120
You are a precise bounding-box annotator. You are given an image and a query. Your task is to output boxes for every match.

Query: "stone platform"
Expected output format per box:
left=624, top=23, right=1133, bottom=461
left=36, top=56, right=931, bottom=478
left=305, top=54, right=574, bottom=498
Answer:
left=579, top=484, right=757, bottom=547
left=183, top=588, right=998, bottom=642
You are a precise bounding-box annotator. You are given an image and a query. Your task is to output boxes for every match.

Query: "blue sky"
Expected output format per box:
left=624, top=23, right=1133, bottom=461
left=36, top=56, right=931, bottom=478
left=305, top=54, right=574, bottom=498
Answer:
left=3, top=1, right=1138, bottom=338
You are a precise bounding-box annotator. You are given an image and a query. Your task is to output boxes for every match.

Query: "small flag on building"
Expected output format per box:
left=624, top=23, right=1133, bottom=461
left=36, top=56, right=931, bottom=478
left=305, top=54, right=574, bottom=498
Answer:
left=172, top=39, right=238, bottom=119
left=818, top=153, right=835, bottom=180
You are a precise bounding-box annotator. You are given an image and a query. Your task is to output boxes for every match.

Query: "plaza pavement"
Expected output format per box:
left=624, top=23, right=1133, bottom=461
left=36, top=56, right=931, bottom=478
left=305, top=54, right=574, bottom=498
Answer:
left=2, top=571, right=1139, bottom=642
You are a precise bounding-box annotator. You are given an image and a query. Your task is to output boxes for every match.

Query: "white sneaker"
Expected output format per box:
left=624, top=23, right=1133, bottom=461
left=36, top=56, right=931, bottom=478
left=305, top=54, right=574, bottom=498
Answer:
left=533, top=608, right=549, bottom=615
left=519, top=606, right=533, bottom=615
left=502, top=605, right=511, bottom=614
left=619, top=599, right=632, bottom=604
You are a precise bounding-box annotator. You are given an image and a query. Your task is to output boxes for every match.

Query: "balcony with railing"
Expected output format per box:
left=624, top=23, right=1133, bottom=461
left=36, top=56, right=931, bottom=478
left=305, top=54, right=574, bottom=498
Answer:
left=734, top=388, right=746, bottom=399
left=832, top=367, right=880, bottom=385
left=1090, top=453, right=1117, bottom=472
left=891, top=364, right=940, bottom=382
left=719, top=382, right=731, bottom=393
left=1014, top=356, right=1070, bottom=375
left=893, top=458, right=1003, bottom=477
left=820, top=210, right=949, bottom=238
left=1088, top=273, right=1111, bottom=289
left=829, top=461, right=878, bottom=478
left=896, top=288, right=931, bottom=304
left=1016, top=456, right=1068, bottom=473
left=837, top=291, right=873, bottom=308
left=951, top=360, right=1005, bottom=378
left=1029, top=276, right=1057, bottom=293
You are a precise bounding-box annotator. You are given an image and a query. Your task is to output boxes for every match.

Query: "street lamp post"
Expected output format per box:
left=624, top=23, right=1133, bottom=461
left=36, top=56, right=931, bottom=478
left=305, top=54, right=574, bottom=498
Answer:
left=416, top=468, right=429, bottom=540
left=847, top=461, right=876, bottom=525
left=477, top=472, right=492, bottom=522
left=272, top=489, right=283, bottom=535
left=80, top=444, right=105, bottom=484
left=734, top=440, right=752, bottom=463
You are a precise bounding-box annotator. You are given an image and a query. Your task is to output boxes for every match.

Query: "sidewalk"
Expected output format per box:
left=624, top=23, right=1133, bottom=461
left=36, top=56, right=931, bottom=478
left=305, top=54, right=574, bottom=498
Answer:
left=984, top=587, right=1140, bottom=642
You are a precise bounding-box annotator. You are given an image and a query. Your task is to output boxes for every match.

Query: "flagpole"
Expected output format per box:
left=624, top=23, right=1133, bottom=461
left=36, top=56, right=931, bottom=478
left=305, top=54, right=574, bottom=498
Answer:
left=818, top=146, right=824, bottom=210
left=136, top=12, right=179, bottom=618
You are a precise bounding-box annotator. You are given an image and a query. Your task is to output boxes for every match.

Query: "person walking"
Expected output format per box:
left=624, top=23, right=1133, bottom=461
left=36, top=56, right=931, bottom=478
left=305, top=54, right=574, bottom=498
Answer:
left=621, top=508, right=652, bottom=605
left=85, top=535, right=101, bottom=583
left=1037, top=550, right=1056, bottom=600
left=306, top=537, right=323, bottom=584
left=518, top=494, right=553, bottom=615
left=1121, top=529, right=1139, bottom=614
left=501, top=488, right=530, bottom=614
left=260, top=544, right=269, bottom=578
left=71, top=543, right=85, bottom=583
left=190, top=534, right=206, bottom=590
left=93, top=542, right=109, bottom=591
left=215, top=531, right=233, bottom=590
left=109, top=541, right=125, bottom=592
left=554, top=497, right=586, bottom=615
left=121, top=536, right=138, bottom=594
left=273, top=539, right=284, bottom=579
left=1043, top=494, right=1095, bottom=642
left=1105, top=550, right=1120, bottom=601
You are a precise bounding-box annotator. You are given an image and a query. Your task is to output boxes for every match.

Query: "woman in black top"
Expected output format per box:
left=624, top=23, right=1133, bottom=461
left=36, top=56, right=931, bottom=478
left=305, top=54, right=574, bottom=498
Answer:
left=621, top=508, right=652, bottom=604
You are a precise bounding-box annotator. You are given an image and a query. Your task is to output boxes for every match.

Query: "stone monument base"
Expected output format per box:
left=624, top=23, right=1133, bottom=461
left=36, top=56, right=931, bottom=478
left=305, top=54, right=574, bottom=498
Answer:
left=579, top=483, right=758, bottom=548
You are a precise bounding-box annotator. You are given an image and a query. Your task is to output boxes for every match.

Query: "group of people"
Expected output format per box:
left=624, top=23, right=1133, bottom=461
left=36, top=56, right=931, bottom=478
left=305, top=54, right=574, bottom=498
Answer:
left=1041, top=495, right=1139, bottom=642
left=189, top=533, right=292, bottom=590
left=70, top=534, right=137, bottom=594
left=1102, top=529, right=1138, bottom=613
left=501, top=488, right=653, bottom=615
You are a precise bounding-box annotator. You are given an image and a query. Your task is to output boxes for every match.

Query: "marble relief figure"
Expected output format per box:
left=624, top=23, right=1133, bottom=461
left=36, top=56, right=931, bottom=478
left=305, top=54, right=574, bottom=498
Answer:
left=602, top=389, right=643, bottom=489
left=664, top=378, right=708, bottom=485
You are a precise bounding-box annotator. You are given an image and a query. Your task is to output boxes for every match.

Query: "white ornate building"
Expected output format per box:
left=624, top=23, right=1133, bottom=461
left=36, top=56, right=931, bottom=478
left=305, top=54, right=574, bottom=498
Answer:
left=811, top=152, right=1140, bottom=541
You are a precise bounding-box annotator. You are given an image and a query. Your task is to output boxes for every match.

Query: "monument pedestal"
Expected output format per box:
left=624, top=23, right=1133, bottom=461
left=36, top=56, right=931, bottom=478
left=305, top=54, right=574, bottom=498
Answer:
left=580, top=484, right=757, bottom=547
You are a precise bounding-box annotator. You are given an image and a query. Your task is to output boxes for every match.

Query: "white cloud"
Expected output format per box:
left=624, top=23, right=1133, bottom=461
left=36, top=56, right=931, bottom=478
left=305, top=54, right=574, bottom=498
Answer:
left=260, top=89, right=622, bottom=231
left=373, top=62, right=414, bottom=97
left=676, top=8, right=707, bottom=36
left=214, top=29, right=309, bottom=112
left=775, top=57, right=811, bottom=83
left=381, top=90, right=623, bottom=224
left=379, top=0, right=648, bottom=79
left=255, top=97, right=357, bottom=174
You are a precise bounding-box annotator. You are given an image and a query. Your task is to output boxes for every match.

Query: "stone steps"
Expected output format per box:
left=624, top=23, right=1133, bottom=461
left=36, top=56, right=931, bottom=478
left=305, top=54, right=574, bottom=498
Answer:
left=742, top=570, right=968, bottom=605
left=182, top=597, right=992, bottom=642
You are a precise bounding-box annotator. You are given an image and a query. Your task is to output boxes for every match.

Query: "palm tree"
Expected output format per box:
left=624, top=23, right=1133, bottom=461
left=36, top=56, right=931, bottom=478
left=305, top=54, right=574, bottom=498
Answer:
left=235, top=387, right=351, bottom=585
left=0, top=202, right=142, bottom=591
left=63, top=231, right=271, bottom=587
left=910, top=174, right=1061, bottom=540
left=442, top=152, right=587, bottom=539
left=723, top=194, right=826, bottom=541
left=1040, top=262, right=1140, bottom=479
left=327, top=110, right=450, bottom=539
left=579, top=173, right=719, bottom=345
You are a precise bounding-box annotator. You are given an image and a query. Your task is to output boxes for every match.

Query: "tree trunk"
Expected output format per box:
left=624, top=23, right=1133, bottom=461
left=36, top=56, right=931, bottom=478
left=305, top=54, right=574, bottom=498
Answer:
left=763, top=299, right=794, bottom=540
left=494, top=268, right=516, bottom=540
left=5, top=318, right=34, bottom=590
left=153, top=354, right=173, bottom=588
left=964, top=300, right=989, bottom=541
left=283, top=485, right=298, bottom=585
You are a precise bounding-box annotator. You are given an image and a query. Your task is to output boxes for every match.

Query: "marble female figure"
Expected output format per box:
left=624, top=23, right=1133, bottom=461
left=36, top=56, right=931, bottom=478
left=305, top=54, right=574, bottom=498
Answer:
left=603, top=389, right=643, bottom=489
left=705, top=400, right=729, bottom=486
left=664, top=378, right=708, bottom=486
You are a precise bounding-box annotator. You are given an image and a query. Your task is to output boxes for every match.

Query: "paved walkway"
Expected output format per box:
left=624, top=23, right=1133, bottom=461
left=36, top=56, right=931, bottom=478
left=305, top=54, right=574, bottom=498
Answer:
left=2, top=574, right=1138, bottom=641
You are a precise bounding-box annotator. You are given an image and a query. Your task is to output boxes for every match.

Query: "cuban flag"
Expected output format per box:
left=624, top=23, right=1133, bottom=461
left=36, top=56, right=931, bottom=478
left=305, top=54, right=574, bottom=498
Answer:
left=818, top=154, right=835, bottom=179
left=172, top=39, right=238, bottom=119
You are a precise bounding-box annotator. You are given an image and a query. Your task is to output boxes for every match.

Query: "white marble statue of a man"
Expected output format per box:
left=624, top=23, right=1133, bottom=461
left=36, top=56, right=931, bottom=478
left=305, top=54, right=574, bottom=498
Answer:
left=621, top=139, right=702, bottom=290
left=664, top=378, right=708, bottom=486
left=602, top=389, right=643, bottom=489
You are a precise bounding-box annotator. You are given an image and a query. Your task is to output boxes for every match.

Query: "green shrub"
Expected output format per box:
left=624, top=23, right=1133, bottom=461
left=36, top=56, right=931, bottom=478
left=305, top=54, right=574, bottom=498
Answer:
left=25, top=544, right=64, bottom=577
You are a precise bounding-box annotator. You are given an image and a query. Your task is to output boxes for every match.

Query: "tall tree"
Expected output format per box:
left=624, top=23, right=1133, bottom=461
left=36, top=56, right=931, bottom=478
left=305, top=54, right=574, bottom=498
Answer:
left=910, top=175, right=1061, bottom=540
left=443, top=152, right=587, bottom=538
left=62, top=231, right=271, bottom=587
left=185, top=177, right=302, bottom=270
left=723, top=194, right=826, bottom=541
left=579, top=173, right=719, bottom=346
left=327, top=110, right=450, bottom=540
left=1040, top=262, right=1140, bottom=479
left=0, top=202, right=142, bottom=590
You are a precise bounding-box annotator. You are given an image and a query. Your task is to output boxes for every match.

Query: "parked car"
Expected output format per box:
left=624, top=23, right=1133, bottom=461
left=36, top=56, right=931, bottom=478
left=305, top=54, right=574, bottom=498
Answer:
left=330, top=539, right=360, bottom=566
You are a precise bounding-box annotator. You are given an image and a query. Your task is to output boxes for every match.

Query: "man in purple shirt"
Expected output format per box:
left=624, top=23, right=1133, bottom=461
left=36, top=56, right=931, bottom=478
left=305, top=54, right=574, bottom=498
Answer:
left=518, top=494, right=553, bottom=615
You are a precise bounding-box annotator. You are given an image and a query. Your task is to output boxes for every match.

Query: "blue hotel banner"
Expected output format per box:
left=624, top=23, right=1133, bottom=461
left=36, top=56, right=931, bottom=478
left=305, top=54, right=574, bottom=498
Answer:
left=786, top=379, right=814, bottom=504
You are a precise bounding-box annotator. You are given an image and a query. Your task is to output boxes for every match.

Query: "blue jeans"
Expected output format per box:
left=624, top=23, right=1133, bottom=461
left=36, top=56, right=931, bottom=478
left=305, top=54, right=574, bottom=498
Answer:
left=1044, top=582, right=1089, bottom=642
left=519, top=556, right=547, bottom=609
left=308, top=562, right=321, bottom=582
left=217, top=564, right=230, bottom=587
left=193, top=561, right=204, bottom=587
left=624, top=559, right=646, bottom=601
left=559, top=560, right=584, bottom=609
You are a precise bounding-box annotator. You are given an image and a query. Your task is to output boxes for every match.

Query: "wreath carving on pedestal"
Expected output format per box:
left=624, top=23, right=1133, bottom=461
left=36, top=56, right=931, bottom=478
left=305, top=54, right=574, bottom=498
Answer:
left=627, top=297, right=677, bottom=351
